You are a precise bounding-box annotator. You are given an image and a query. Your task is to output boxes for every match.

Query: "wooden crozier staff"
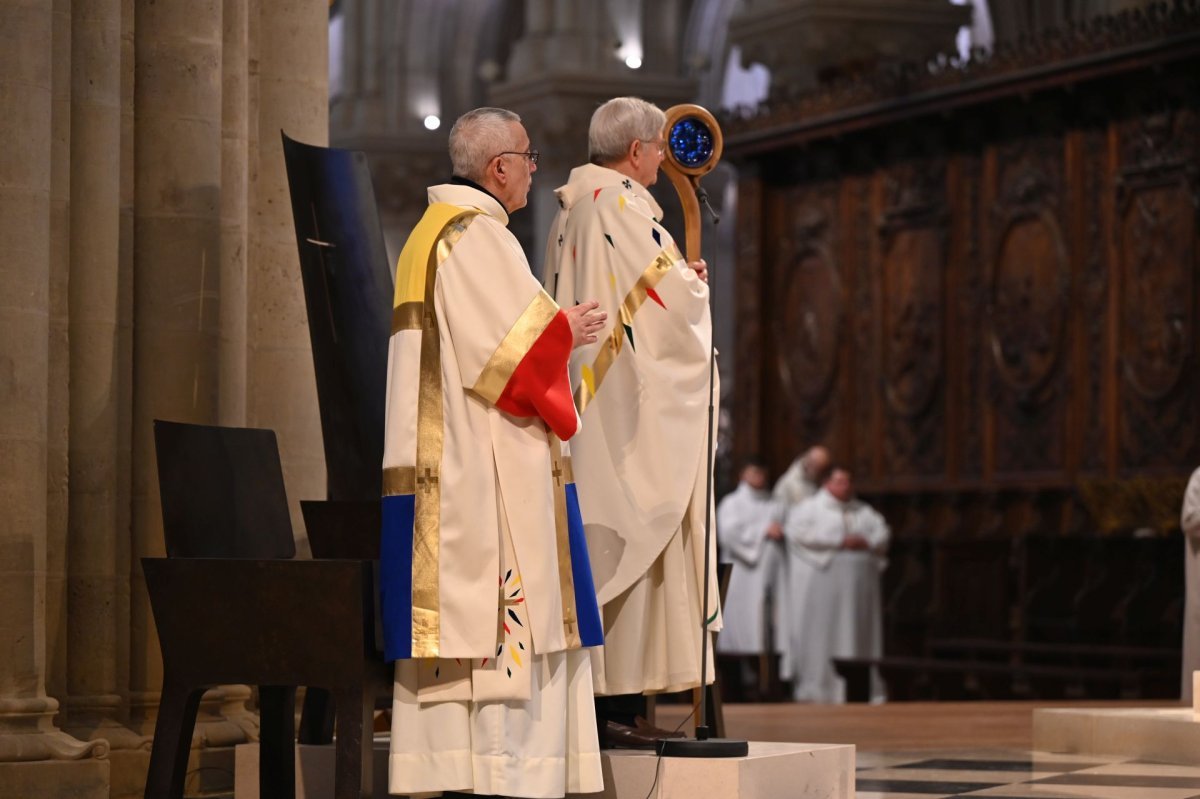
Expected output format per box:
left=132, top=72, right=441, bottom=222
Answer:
left=657, top=105, right=748, bottom=758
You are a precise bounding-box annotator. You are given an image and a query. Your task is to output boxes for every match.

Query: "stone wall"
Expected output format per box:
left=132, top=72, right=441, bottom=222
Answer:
left=0, top=1, right=327, bottom=795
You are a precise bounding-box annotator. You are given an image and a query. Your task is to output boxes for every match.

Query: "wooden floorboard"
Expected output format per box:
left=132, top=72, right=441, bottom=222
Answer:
left=656, top=700, right=1180, bottom=751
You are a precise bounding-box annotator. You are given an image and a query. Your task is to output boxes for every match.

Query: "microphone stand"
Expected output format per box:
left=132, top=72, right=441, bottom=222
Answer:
left=658, top=184, right=748, bottom=759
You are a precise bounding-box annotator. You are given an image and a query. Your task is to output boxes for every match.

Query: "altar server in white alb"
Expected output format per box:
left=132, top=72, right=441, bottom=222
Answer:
left=379, top=107, right=608, bottom=798
left=543, top=96, right=719, bottom=706
left=716, top=457, right=786, bottom=658
left=783, top=465, right=889, bottom=704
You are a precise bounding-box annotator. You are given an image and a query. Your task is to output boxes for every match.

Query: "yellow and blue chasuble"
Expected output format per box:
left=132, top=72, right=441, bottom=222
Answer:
left=380, top=199, right=602, bottom=664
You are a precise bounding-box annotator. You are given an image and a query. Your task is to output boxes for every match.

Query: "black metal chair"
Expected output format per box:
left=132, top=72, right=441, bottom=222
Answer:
left=143, top=419, right=385, bottom=799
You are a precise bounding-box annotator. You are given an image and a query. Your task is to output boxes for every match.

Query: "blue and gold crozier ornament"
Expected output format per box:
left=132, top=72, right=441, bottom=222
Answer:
left=661, top=104, right=723, bottom=263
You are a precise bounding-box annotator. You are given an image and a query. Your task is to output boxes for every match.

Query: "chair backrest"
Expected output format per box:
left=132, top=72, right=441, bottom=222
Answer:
left=281, top=131, right=391, bottom=502
left=154, top=419, right=295, bottom=559
left=301, top=499, right=381, bottom=560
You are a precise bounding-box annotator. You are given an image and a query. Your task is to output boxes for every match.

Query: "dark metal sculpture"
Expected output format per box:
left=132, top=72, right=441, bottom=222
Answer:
left=281, top=132, right=392, bottom=501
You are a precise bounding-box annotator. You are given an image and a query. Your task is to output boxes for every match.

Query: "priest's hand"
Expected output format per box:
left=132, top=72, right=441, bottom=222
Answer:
left=566, top=300, right=606, bottom=348
left=842, top=533, right=870, bottom=551
left=688, top=259, right=708, bottom=283
left=765, top=522, right=784, bottom=542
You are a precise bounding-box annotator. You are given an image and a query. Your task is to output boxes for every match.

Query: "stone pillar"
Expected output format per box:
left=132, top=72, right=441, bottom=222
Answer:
left=369, top=144, right=445, bottom=267
left=129, top=0, right=223, bottom=734
left=0, top=0, right=109, bottom=791
left=729, top=0, right=970, bottom=97
left=107, top=5, right=142, bottom=797
left=64, top=0, right=146, bottom=755
left=246, top=0, right=328, bottom=546
left=220, top=0, right=248, bottom=425
left=490, top=0, right=694, bottom=274
left=45, top=0, right=73, bottom=713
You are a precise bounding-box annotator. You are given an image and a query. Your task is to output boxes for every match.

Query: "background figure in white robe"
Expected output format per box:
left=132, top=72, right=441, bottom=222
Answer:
left=772, top=444, right=829, bottom=680
left=783, top=466, right=889, bottom=704
left=717, top=459, right=785, bottom=655
left=543, top=97, right=717, bottom=739
left=773, top=445, right=831, bottom=507
left=1181, top=466, right=1200, bottom=701
left=380, top=108, right=608, bottom=798
left=716, top=459, right=785, bottom=696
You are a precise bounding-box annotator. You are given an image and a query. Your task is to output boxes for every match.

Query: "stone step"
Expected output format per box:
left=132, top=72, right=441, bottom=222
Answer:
left=234, top=738, right=855, bottom=798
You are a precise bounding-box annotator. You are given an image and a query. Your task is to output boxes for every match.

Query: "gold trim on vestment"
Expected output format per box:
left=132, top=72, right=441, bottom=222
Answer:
left=548, top=436, right=581, bottom=649
left=410, top=211, right=480, bottom=658
left=392, top=301, right=424, bottom=334
left=472, top=290, right=560, bottom=404
left=574, top=251, right=675, bottom=414
left=383, top=466, right=416, bottom=496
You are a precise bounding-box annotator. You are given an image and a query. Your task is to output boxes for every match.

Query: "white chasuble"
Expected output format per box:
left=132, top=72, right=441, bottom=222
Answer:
left=543, top=163, right=720, bottom=696
left=380, top=183, right=602, bottom=797
left=715, top=482, right=785, bottom=655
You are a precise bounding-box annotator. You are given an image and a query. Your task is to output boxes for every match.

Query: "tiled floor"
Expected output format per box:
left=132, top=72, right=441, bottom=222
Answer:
left=855, top=749, right=1200, bottom=799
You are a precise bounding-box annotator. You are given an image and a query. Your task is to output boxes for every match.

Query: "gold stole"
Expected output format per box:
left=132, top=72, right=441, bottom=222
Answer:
left=390, top=203, right=480, bottom=658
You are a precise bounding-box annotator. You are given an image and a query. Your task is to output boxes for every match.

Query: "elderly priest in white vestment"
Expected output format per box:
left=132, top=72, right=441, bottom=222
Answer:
left=379, top=107, right=609, bottom=798
left=783, top=465, right=889, bottom=704
left=542, top=96, right=718, bottom=742
left=717, top=458, right=785, bottom=657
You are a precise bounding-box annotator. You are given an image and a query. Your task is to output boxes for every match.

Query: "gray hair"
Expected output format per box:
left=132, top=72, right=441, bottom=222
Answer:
left=588, top=97, right=666, bottom=165
left=448, top=107, right=522, bottom=182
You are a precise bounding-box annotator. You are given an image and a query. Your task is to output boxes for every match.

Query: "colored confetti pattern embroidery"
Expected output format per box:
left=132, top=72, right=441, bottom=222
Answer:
left=480, top=567, right=527, bottom=679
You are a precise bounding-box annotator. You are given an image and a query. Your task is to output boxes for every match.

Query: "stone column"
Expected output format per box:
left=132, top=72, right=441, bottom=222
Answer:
left=246, top=0, right=328, bottom=548
left=490, top=0, right=694, bottom=273
left=106, top=3, right=142, bottom=796
left=220, top=0, right=248, bottom=425
left=129, top=0, right=223, bottom=734
left=64, top=0, right=146, bottom=754
left=0, top=0, right=108, bottom=791
left=45, top=0, right=72, bottom=712
left=729, top=0, right=970, bottom=97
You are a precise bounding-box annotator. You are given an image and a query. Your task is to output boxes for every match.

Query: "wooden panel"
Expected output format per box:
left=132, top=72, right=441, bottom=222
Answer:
left=1114, top=109, right=1200, bottom=471
left=722, top=10, right=1200, bottom=686
left=878, top=159, right=949, bottom=481
left=731, top=35, right=1200, bottom=497
left=984, top=135, right=1071, bottom=479
left=760, top=178, right=846, bottom=473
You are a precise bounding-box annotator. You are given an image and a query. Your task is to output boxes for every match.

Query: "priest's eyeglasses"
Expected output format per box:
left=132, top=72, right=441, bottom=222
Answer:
left=495, top=149, right=540, bottom=165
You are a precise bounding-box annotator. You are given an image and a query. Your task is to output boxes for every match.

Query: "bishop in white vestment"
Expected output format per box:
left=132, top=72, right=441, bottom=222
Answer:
left=783, top=467, right=889, bottom=703
left=543, top=98, right=720, bottom=698
left=380, top=108, right=605, bottom=798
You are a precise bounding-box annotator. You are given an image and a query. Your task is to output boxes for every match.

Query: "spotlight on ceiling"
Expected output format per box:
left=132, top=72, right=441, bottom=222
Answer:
left=624, top=54, right=643, bottom=70
left=423, top=115, right=441, bottom=131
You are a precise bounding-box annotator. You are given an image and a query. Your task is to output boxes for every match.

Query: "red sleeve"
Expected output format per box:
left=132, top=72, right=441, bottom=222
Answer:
left=494, top=310, right=578, bottom=439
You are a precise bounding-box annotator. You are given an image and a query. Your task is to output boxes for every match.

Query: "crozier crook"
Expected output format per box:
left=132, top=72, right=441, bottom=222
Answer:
left=661, top=104, right=724, bottom=261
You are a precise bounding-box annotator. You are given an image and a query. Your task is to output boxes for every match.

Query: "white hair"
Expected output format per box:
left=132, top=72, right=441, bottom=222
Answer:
left=588, top=97, right=666, bottom=165
left=448, top=107, right=522, bottom=182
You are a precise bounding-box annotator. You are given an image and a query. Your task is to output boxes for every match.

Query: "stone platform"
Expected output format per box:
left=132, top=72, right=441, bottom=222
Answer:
left=234, top=739, right=855, bottom=798
left=1033, top=706, right=1200, bottom=765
